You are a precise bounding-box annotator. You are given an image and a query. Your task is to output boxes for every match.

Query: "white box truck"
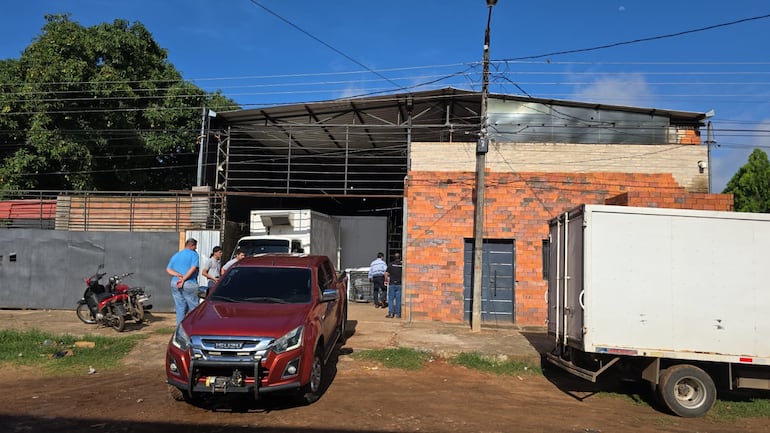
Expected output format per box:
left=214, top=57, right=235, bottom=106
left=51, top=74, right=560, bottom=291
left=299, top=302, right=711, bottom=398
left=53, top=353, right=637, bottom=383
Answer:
left=546, top=204, right=770, bottom=417
left=232, top=209, right=341, bottom=268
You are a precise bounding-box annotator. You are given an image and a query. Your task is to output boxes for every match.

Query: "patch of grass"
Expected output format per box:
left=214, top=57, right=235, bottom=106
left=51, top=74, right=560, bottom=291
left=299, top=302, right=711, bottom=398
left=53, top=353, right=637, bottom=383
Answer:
left=707, top=397, right=770, bottom=421
left=0, top=329, right=143, bottom=376
left=450, top=352, right=541, bottom=375
left=594, top=383, right=770, bottom=421
left=152, top=326, right=176, bottom=335
left=353, top=347, right=431, bottom=370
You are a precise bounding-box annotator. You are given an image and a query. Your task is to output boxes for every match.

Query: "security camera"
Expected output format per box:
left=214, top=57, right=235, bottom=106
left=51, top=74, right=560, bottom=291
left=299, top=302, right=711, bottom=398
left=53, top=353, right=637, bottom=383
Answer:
left=698, top=160, right=707, bottom=174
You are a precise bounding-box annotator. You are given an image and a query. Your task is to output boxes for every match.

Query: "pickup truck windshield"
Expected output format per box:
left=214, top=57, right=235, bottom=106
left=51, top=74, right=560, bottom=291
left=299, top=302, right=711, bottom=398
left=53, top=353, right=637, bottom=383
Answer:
left=211, top=267, right=312, bottom=304
left=236, top=239, right=291, bottom=256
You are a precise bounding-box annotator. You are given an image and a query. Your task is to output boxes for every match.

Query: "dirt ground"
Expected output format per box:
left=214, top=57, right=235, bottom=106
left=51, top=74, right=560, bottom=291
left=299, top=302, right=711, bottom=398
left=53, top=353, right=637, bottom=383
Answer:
left=1, top=309, right=768, bottom=433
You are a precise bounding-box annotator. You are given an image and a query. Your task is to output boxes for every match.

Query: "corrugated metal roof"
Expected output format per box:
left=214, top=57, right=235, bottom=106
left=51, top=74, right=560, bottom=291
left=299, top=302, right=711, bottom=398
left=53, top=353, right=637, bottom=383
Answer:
left=219, top=87, right=708, bottom=124
left=0, top=200, right=57, bottom=219
left=208, top=87, right=708, bottom=215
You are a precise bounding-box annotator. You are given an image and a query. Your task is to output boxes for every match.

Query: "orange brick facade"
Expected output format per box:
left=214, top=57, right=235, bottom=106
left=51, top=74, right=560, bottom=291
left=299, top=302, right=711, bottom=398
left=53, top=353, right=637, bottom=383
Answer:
left=404, top=171, right=733, bottom=326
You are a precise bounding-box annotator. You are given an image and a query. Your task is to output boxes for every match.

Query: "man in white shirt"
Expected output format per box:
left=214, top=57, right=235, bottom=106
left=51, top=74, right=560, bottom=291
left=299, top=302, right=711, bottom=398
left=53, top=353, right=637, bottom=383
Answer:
left=200, top=246, right=223, bottom=300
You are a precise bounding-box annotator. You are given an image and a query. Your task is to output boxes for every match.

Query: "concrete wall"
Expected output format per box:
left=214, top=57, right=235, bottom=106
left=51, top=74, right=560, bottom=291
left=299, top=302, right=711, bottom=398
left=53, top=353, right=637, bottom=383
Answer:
left=410, top=142, right=710, bottom=193
left=0, top=230, right=181, bottom=311
left=338, top=215, right=387, bottom=270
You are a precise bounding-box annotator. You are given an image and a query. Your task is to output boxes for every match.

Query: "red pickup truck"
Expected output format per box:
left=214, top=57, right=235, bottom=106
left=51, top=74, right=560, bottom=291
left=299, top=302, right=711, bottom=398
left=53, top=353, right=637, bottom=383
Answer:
left=166, top=254, right=347, bottom=404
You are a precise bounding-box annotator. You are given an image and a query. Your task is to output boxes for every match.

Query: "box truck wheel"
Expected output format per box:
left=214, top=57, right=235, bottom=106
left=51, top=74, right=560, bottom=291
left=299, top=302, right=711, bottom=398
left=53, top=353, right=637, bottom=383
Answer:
left=657, top=364, right=716, bottom=417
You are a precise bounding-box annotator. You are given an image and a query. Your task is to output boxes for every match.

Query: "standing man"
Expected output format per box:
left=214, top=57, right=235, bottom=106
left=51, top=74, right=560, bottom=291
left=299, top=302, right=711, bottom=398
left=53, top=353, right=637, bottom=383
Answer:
left=201, top=246, right=223, bottom=293
left=166, top=238, right=200, bottom=325
left=222, top=248, right=246, bottom=274
left=385, top=252, right=403, bottom=318
left=368, top=252, right=387, bottom=308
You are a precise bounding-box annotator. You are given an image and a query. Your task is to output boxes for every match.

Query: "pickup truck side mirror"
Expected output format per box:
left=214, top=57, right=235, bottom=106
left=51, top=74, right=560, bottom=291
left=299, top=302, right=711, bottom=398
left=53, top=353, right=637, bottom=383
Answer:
left=321, top=288, right=339, bottom=302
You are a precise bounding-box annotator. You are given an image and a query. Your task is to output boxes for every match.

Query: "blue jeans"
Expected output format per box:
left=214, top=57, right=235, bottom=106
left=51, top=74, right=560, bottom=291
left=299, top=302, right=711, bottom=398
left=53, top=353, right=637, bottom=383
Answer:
left=387, top=284, right=401, bottom=317
left=171, top=280, right=199, bottom=326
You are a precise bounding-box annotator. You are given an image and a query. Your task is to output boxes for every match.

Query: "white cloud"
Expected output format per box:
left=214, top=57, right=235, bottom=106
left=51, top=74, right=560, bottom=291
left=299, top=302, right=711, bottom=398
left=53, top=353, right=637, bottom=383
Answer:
left=568, top=74, right=770, bottom=194
left=570, top=73, right=652, bottom=107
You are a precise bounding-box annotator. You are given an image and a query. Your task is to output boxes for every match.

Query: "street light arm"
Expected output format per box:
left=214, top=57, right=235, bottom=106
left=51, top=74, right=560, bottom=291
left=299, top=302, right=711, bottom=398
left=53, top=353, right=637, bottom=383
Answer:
left=485, top=6, right=493, bottom=48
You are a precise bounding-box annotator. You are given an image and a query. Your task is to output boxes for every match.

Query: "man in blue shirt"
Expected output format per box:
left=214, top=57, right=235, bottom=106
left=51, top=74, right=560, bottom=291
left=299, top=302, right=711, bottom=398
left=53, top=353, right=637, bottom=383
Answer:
left=368, top=252, right=387, bottom=308
left=166, top=238, right=200, bottom=325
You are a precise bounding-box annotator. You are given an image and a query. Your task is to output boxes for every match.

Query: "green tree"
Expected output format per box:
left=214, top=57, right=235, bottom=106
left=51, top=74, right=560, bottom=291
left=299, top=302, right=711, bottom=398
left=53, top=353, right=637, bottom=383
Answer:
left=0, top=14, right=238, bottom=191
left=0, top=58, right=29, bottom=181
left=723, top=148, right=770, bottom=212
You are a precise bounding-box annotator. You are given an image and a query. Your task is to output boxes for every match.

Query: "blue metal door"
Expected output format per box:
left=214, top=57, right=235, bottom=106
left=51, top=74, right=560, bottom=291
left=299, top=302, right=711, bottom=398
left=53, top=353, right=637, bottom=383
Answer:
left=463, top=239, right=516, bottom=324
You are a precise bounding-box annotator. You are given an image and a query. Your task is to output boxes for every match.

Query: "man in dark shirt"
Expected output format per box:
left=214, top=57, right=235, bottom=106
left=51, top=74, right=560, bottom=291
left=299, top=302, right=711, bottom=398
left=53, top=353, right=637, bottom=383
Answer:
left=385, top=252, right=403, bottom=318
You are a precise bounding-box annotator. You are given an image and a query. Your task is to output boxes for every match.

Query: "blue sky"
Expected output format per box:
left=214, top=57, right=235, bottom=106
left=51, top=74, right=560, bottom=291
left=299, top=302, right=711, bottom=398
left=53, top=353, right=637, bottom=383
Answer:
left=2, top=1, right=770, bottom=192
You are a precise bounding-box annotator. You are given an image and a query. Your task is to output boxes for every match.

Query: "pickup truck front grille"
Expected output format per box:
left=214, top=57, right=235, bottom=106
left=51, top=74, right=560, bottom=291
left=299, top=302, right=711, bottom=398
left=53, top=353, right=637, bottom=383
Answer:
left=191, top=335, right=273, bottom=362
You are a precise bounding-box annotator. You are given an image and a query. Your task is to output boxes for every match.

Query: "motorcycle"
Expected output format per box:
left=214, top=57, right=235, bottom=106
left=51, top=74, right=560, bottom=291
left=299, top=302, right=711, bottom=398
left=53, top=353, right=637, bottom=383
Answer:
left=76, top=265, right=152, bottom=332
left=107, top=272, right=153, bottom=323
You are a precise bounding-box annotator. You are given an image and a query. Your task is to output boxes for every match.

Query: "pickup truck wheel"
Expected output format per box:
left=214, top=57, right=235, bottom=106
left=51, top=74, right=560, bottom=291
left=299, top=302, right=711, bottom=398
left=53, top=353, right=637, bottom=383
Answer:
left=168, top=385, right=199, bottom=404
left=657, top=364, right=716, bottom=417
left=337, top=305, right=348, bottom=344
left=168, top=385, right=185, bottom=401
left=297, top=347, right=324, bottom=405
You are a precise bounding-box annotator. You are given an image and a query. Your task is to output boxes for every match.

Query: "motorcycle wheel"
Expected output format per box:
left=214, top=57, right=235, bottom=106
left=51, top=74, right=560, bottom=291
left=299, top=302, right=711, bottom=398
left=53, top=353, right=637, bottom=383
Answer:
left=76, top=303, right=96, bottom=324
left=108, top=307, right=125, bottom=332
left=132, top=300, right=145, bottom=323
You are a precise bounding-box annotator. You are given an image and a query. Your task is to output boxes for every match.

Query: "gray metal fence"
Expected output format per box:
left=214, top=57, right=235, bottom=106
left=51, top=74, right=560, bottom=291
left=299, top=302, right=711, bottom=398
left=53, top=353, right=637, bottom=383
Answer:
left=1, top=229, right=181, bottom=312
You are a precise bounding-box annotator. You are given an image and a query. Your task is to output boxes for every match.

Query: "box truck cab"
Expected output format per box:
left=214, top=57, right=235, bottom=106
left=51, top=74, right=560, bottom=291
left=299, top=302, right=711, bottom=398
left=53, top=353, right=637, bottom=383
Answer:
left=231, top=209, right=341, bottom=268
left=232, top=236, right=302, bottom=257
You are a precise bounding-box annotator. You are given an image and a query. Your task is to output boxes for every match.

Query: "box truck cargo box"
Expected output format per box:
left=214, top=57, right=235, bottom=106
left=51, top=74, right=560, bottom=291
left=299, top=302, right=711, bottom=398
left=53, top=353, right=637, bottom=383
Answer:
left=546, top=205, right=770, bottom=417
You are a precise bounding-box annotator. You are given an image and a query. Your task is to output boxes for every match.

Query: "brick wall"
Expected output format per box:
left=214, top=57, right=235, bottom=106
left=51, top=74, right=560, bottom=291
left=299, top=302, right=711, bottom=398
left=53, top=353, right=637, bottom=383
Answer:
left=605, top=191, right=733, bottom=210
left=404, top=171, right=733, bottom=326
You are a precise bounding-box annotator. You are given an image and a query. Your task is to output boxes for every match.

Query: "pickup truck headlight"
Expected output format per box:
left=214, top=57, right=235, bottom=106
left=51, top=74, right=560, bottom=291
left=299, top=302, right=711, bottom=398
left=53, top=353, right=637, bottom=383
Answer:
left=271, top=325, right=303, bottom=354
left=171, top=325, right=191, bottom=351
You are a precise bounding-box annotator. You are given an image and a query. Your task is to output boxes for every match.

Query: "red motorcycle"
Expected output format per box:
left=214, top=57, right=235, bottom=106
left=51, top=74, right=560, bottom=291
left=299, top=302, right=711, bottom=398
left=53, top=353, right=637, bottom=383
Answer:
left=76, top=265, right=152, bottom=332
left=108, top=272, right=153, bottom=323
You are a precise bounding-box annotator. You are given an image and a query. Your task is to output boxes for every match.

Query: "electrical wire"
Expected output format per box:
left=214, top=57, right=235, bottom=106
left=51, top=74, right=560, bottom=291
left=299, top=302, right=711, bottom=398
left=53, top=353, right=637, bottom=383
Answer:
left=499, top=13, right=770, bottom=62
left=3, top=11, right=770, bottom=183
left=247, top=0, right=404, bottom=91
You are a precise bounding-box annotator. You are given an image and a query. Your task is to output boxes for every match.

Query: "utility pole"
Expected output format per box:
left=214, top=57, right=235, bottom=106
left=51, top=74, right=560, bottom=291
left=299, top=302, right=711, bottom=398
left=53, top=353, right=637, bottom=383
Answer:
left=472, top=0, right=497, bottom=332
left=196, top=107, right=207, bottom=187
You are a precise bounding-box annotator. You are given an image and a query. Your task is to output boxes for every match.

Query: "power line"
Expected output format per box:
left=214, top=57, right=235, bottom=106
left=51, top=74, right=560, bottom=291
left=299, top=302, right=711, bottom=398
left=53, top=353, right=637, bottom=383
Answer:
left=1, top=10, right=768, bottom=155
left=247, top=0, right=403, bottom=91
left=499, top=13, right=770, bottom=62
left=2, top=11, right=769, bottom=109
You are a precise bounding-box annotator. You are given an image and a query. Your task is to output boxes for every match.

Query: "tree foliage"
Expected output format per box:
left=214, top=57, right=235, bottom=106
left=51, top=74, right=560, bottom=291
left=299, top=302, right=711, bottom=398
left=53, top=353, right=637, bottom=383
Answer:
left=722, top=148, right=770, bottom=213
left=0, top=14, right=238, bottom=191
